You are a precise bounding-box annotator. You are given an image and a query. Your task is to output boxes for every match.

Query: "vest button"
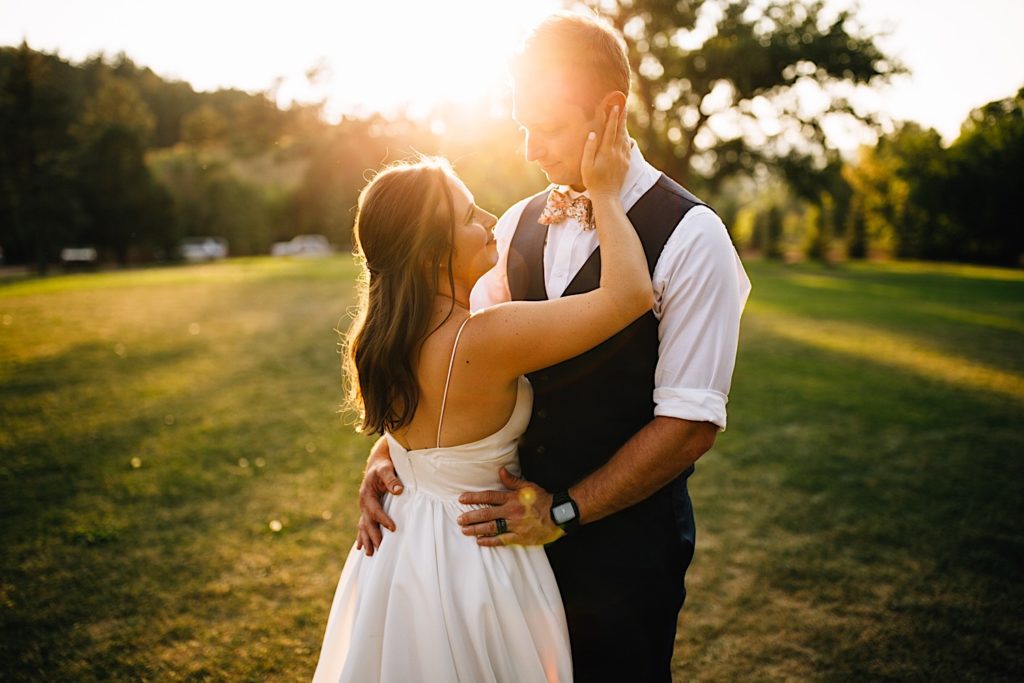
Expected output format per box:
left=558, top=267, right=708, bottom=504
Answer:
left=537, top=409, right=547, bottom=419
left=536, top=445, right=546, bottom=455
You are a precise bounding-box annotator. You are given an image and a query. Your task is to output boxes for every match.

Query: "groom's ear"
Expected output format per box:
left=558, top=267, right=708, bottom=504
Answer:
left=597, top=91, right=627, bottom=123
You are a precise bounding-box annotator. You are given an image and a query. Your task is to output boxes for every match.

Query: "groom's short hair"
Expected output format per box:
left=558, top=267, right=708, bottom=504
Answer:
left=511, top=11, right=631, bottom=116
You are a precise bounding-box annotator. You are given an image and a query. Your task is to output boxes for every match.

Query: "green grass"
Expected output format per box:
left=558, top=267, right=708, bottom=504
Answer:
left=1, top=256, right=1022, bottom=681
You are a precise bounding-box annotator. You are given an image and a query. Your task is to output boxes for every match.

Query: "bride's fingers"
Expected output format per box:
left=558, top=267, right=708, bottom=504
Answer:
left=613, top=107, right=626, bottom=158
left=617, top=104, right=628, bottom=154
left=581, top=129, right=598, bottom=173
left=600, top=105, right=619, bottom=155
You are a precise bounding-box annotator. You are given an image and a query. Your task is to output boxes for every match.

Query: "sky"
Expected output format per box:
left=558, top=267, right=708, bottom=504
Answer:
left=1, top=0, right=1022, bottom=148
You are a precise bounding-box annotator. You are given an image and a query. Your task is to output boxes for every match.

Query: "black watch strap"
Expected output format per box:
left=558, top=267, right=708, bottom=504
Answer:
left=550, top=491, right=580, bottom=534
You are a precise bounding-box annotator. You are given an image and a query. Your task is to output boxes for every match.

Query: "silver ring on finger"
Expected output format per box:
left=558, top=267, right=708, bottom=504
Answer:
left=495, top=518, right=509, bottom=535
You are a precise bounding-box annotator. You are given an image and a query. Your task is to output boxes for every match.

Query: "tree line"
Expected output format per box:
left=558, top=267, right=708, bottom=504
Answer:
left=585, top=0, right=1021, bottom=266
left=1, top=0, right=1020, bottom=273
left=0, top=42, right=544, bottom=274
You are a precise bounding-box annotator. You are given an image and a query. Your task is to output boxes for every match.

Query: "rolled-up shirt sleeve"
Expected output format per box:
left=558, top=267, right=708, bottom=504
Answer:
left=651, top=206, right=751, bottom=431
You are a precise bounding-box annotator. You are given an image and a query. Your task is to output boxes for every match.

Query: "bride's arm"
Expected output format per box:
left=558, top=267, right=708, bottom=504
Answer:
left=355, top=107, right=643, bottom=555
left=465, top=105, right=652, bottom=379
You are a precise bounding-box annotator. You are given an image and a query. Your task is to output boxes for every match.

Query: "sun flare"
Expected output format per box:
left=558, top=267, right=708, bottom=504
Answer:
left=276, top=0, right=562, bottom=119
left=0, top=0, right=561, bottom=122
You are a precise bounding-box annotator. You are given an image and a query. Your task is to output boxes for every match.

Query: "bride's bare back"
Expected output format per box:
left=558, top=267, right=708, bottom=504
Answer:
left=389, top=309, right=520, bottom=451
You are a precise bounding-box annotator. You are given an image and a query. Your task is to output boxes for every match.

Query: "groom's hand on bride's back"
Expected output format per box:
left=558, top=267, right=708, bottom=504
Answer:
left=457, top=467, right=564, bottom=547
left=355, top=437, right=404, bottom=557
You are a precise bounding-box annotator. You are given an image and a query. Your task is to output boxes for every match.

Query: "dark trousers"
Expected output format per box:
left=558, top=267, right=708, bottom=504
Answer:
left=547, top=548, right=691, bottom=682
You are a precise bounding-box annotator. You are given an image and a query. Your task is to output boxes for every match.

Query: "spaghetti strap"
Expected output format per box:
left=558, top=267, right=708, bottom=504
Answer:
left=437, top=316, right=472, bottom=448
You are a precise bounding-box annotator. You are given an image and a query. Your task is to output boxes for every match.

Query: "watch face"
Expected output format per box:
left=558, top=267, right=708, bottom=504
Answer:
left=552, top=501, right=576, bottom=525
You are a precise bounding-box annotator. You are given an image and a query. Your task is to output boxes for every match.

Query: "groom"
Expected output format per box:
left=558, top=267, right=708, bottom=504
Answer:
left=356, top=11, right=750, bottom=682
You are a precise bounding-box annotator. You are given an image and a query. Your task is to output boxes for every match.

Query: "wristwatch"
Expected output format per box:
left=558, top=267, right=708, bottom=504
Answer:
left=550, top=491, right=580, bottom=534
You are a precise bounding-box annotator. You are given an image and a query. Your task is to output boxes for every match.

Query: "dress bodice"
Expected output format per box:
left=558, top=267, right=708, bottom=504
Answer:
left=314, top=371, right=571, bottom=683
left=384, top=375, right=533, bottom=499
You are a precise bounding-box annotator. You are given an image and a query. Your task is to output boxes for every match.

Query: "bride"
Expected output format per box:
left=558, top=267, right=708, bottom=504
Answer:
left=312, top=105, right=647, bottom=682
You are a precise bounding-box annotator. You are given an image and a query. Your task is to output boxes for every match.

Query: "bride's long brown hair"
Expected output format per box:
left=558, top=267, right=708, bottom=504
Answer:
left=341, top=156, right=459, bottom=436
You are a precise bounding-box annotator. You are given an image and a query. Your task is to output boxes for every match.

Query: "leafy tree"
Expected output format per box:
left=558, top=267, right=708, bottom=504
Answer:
left=778, top=153, right=850, bottom=260
left=72, top=77, right=172, bottom=264
left=886, top=124, right=947, bottom=260
left=942, top=87, right=1023, bottom=265
left=290, top=104, right=545, bottom=250
left=151, top=151, right=278, bottom=256
left=181, top=104, right=227, bottom=147
left=0, top=42, right=80, bottom=274
left=762, top=203, right=784, bottom=258
left=77, top=51, right=204, bottom=148
left=77, top=126, right=174, bottom=264
left=290, top=114, right=415, bottom=247
left=843, top=92, right=1022, bottom=267
left=843, top=123, right=947, bottom=260
left=72, top=74, right=156, bottom=147
left=230, top=85, right=286, bottom=155
left=110, top=52, right=199, bottom=147
left=0, top=44, right=307, bottom=266
left=572, top=0, right=904, bottom=190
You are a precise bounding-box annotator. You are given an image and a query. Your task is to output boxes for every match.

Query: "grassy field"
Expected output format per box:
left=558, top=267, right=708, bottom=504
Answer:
left=1, top=256, right=1021, bottom=681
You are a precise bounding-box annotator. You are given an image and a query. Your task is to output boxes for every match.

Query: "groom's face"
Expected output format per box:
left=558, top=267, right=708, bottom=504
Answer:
left=513, top=73, right=604, bottom=189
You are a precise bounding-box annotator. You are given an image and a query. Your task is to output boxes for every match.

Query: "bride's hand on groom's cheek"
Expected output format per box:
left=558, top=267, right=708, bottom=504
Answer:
left=456, top=467, right=565, bottom=547
left=356, top=440, right=405, bottom=556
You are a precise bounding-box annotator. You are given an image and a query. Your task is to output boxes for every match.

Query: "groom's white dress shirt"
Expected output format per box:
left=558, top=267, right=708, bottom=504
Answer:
left=470, top=141, right=752, bottom=431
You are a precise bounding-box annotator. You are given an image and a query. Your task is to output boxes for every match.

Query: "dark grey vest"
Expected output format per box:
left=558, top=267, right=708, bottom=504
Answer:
left=509, top=174, right=709, bottom=569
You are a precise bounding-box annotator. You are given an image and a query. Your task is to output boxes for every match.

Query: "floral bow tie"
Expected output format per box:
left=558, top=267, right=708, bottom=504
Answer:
left=538, top=189, right=595, bottom=231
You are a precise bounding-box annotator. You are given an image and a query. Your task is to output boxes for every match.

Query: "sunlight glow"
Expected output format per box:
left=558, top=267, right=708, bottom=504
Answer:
left=752, top=305, right=1024, bottom=403
left=304, top=0, right=562, bottom=119
left=787, top=275, right=1024, bottom=334
left=0, top=0, right=561, bottom=120
left=3, top=0, right=1022, bottom=142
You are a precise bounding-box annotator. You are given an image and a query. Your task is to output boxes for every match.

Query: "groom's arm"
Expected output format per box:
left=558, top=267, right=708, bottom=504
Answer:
left=355, top=436, right=403, bottom=556
left=460, top=205, right=751, bottom=544
left=462, top=418, right=715, bottom=546
left=574, top=206, right=751, bottom=524
left=570, top=416, right=716, bottom=523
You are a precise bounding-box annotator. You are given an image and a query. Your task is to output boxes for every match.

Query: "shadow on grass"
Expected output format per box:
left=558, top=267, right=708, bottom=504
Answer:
left=1, top=339, right=193, bottom=491
left=743, top=262, right=1024, bottom=376
left=681, top=315, right=1024, bottom=680
left=0, top=316, right=363, bottom=680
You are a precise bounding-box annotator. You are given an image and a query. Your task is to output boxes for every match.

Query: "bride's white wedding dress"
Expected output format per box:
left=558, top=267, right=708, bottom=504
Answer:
left=312, top=318, right=572, bottom=682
